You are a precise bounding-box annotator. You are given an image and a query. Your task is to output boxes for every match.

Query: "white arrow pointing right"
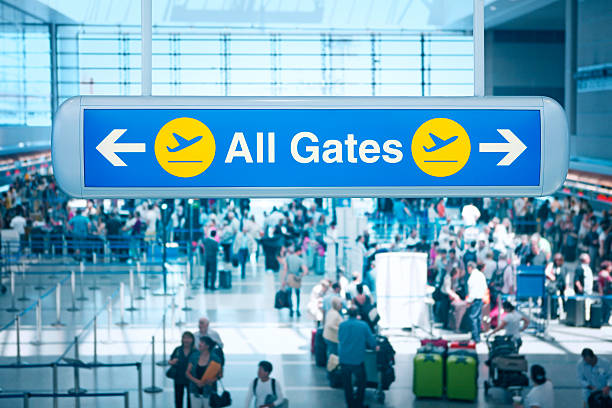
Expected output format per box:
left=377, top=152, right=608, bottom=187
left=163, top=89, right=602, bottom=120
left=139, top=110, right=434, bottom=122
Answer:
left=96, top=129, right=146, bottom=167
left=479, top=129, right=527, bottom=166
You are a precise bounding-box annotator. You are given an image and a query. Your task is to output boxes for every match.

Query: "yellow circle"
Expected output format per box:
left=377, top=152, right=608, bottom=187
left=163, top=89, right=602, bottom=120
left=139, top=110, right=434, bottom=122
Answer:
left=411, top=118, right=471, bottom=177
left=154, top=117, right=216, bottom=178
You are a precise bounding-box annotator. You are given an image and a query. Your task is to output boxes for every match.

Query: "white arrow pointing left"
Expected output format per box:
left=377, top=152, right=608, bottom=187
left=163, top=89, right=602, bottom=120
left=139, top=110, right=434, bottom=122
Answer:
left=96, top=129, right=146, bottom=167
left=479, top=129, right=527, bottom=166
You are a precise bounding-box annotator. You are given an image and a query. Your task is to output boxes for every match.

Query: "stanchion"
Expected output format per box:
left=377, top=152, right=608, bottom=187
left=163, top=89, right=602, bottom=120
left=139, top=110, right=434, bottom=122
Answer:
left=92, top=316, right=98, bottom=365
left=52, top=282, right=66, bottom=327
left=52, top=363, right=58, bottom=408
left=6, top=269, right=19, bottom=312
left=156, top=313, right=169, bottom=366
left=144, top=336, right=163, bottom=393
left=15, top=315, right=22, bottom=365
left=139, top=261, right=150, bottom=291
left=31, top=298, right=43, bottom=345
left=67, top=336, right=87, bottom=395
left=182, top=266, right=192, bottom=311
left=137, top=362, right=144, bottom=408
left=170, top=296, right=177, bottom=328
left=34, top=270, right=44, bottom=291
left=67, top=271, right=80, bottom=312
left=77, top=264, right=88, bottom=301
left=116, top=283, right=128, bottom=326
left=175, top=296, right=185, bottom=327
left=135, top=266, right=145, bottom=300
left=102, top=296, right=113, bottom=343
left=126, top=269, right=138, bottom=311
left=18, top=264, right=30, bottom=302
left=185, top=262, right=193, bottom=300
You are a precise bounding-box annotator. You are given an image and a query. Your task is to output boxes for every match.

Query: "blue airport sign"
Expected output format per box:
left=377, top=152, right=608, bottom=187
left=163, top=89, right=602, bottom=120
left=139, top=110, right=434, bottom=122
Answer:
left=52, top=96, right=568, bottom=198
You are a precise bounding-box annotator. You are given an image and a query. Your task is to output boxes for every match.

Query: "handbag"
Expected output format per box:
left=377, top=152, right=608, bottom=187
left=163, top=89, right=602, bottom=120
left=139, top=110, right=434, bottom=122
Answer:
left=165, top=365, right=178, bottom=379
left=209, top=381, right=232, bottom=408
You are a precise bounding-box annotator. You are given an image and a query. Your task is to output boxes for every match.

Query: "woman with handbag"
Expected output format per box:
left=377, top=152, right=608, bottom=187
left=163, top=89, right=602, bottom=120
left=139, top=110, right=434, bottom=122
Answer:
left=186, top=336, right=225, bottom=408
left=168, top=331, right=197, bottom=408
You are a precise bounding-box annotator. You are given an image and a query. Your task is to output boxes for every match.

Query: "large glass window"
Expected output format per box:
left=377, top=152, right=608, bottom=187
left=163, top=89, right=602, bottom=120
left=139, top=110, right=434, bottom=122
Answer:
left=0, top=3, right=51, bottom=126
left=56, top=27, right=473, bottom=104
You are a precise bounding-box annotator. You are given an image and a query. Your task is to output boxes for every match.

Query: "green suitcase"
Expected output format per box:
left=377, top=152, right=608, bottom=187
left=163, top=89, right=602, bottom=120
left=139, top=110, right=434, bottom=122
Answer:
left=446, top=350, right=478, bottom=401
left=413, top=347, right=444, bottom=398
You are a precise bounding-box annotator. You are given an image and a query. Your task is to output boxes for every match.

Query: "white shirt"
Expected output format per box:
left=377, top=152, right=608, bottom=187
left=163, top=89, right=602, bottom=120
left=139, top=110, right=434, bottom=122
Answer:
left=198, top=328, right=224, bottom=349
left=144, top=209, right=158, bottom=234
left=244, top=377, right=285, bottom=408
left=10, top=216, right=27, bottom=235
left=582, top=264, right=594, bottom=296
left=502, top=310, right=523, bottom=339
left=524, top=380, right=554, bottom=408
left=461, top=204, right=481, bottom=227
left=467, top=270, right=487, bottom=302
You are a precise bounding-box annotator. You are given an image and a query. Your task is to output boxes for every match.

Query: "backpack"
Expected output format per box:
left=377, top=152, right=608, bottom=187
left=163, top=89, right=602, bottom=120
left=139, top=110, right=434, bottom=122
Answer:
left=253, top=378, right=288, bottom=407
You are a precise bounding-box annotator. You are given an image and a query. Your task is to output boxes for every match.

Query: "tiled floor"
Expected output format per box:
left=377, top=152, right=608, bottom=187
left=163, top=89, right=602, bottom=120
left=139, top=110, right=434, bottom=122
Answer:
left=0, top=256, right=607, bottom=407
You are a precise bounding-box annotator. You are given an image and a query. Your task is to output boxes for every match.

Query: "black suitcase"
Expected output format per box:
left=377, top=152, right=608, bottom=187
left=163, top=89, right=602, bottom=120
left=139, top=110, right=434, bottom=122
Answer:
left=219, top=270, right=232, bottom=289
left=328, top=367, right=343, bottom=388
left=590, top=302, right=604, bottom=329
left=566, top=297, right=586, bottom=327
left=314, top=328, right=327, bottom=367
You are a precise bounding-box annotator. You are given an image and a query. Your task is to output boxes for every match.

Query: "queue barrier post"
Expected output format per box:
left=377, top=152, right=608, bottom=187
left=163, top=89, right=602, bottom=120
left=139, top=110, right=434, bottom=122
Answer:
left=156, top=313, right=168, bottom=366
left=52, top=363, right=58, bottom=408
left=77, top=264, right=88, bottom=302
left=126, top=269, right=138, bottom=312
left=51, top=282, right=65, bottom=327
left=67, top=271, right=79, bottom=312
left=31, top=298, right=43, bottom=345
left=143, top=336, right=163, bottom=393
left=67, top=336, right=87, bottom=397
left=6, top=269, right=19, bottom=312
left=103, top=296, right=113, bottom=343
left=16, top=315, right=22, bottom=365
left=123, top=391, right=129, bottom=408
left=137, top=362, right=143, bottom=408
left=116, top=283, right=128, bottom=326
left=92, top=316, right=98, bottom=365
left=18, top=264, right=30, bottom=302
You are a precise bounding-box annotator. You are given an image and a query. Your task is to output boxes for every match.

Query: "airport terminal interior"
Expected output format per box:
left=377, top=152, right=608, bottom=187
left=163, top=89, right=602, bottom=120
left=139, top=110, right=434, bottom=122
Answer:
left=1, top=0, right=612, bottom=407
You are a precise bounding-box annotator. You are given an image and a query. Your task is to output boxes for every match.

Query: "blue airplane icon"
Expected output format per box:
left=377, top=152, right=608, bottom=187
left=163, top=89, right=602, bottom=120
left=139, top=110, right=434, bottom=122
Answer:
left=423, top=133, right=459, bottom=152
left=167, top=133, right=203, bottom=153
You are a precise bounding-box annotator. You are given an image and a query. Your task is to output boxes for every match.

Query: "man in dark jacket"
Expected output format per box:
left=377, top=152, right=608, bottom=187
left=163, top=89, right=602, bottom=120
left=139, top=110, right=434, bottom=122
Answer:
left=203, top=230, right=219, bottom=290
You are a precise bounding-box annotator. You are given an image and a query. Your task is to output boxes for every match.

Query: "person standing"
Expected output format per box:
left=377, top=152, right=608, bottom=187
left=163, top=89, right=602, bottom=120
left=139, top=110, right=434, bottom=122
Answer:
left=577, top=348, right=612, bottom=407
left=323, top=297, right=344, bottom=357
left=466, top=261, right=487, bottom=343
left=281, top=244, right=308, bottom=318
left=185, top=336, right=223, bottom=408
left=243, top=361, right=287, bottom=408
left=232, top=226, right=256, bottom=279
left=203, top=230, right=219, bottom=290
left=197, top=317, right=224, bottom=349
left=338, top=307, right=377, bottom=408
left=169, top=331, right=197, bottom=408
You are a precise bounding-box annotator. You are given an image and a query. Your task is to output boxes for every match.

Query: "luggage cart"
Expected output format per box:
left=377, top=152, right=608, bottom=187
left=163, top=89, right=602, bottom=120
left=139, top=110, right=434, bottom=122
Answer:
left=364, top=336, right=396, bottom=403
left=483, top=335, right=529, bottom=397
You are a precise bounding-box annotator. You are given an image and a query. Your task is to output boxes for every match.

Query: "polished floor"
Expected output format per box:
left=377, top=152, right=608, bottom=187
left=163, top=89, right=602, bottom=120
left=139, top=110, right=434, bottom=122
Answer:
left=0, top=255, right=609, bottom=407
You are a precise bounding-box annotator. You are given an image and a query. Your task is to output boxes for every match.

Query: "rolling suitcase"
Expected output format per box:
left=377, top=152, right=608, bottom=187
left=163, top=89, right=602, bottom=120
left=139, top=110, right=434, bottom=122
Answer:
left=590, top=302, right=604, bottom=329
left=219, top=270, right=232, bottom=289
left=420, top=338, right=448, bottom=351
left=364, top=350, right=379, bottom=387
left=446, top=349, right=478, bottom=401
left=310, top=329, right=316, bottom=355
left=413, top=345, right=444, bottom=398
left=566, top=297, right=586, bottom=327
left=314, top=328, right=327, bottom=367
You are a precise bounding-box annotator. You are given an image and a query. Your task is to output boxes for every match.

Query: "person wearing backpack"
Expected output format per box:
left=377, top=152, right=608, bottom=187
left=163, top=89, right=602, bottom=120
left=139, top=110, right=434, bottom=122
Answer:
left=244, top=361, right=287, bottom=408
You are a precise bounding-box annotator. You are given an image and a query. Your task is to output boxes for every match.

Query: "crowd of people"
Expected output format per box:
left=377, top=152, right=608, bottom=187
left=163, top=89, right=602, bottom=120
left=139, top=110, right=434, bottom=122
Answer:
left=2, top=171, right=612, bottom=407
